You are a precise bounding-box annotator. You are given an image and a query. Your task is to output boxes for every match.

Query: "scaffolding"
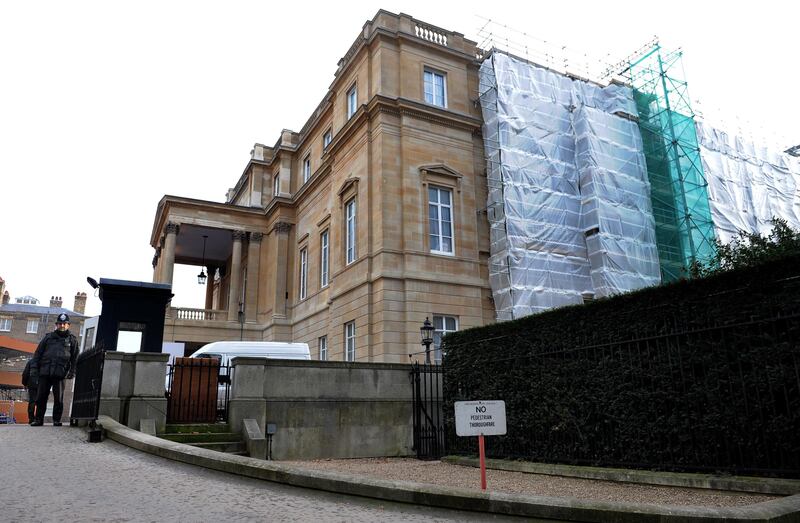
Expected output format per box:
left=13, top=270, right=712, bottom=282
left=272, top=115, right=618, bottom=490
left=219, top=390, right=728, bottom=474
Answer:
left=622, top=43, right=716, bottom=281
left=480, top=50, right=660, bottom=321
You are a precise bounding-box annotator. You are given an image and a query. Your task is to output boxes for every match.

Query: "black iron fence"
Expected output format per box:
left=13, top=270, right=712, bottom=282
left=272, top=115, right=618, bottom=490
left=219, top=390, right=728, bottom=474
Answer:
left=443, top=261, right=800, bottom=476
left=410, top=362, right=446, bottom=460
left=166, top=357, right=231, bottom=424
left=69, top=346, right=105, bottom=424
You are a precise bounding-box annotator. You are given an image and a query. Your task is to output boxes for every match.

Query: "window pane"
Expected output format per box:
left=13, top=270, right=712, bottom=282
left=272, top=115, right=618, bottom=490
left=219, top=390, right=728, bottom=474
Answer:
left=433, top=316, right=443, bottom=329
left=441, top=206, right=451, bottom=222
left=429, top=215, right=439, bottom=236
left=428, top=186, right=438, bottom=203
left=424, top=72, right=433, bottom=104
left=440, top=189, right=450, bottom=206
left=446, top=317, right=456, bottom=330
left=428, top=202, right=437, bottom=218
left=442, top=237, right=452, bottom=252
left=442, top=220, right=452, bottom=238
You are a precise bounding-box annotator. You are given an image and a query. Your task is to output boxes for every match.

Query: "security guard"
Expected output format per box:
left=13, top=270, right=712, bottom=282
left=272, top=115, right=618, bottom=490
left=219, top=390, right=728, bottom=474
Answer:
left=30, top=313, right=79, bottom=426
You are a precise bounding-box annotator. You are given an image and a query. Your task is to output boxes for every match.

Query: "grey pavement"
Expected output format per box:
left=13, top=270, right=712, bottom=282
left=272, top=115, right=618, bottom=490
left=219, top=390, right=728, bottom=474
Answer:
left=1, top=425, right=529, bottom=522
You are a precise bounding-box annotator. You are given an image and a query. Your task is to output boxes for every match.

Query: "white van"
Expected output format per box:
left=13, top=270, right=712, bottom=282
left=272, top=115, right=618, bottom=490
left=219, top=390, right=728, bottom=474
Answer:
left=190, top=341, right=311, bottom=366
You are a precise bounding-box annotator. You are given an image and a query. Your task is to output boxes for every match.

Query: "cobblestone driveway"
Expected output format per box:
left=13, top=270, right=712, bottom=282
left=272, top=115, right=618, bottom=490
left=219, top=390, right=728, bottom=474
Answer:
left=1, top=426, right=526, bottom=522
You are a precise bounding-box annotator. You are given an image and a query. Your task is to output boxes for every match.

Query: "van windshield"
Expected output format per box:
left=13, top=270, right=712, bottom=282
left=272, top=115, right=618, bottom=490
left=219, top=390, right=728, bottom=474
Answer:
left=197, top=353, right=223, bottom=361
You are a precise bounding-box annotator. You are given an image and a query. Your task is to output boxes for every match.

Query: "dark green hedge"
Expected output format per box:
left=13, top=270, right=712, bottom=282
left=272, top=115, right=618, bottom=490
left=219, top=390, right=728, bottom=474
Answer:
left=442, top=255, right=800, bottom=476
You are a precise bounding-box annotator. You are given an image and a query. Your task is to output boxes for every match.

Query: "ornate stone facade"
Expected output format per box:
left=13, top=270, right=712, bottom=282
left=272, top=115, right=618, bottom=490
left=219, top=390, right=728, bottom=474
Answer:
left=150, top=11, right=494, bottom=362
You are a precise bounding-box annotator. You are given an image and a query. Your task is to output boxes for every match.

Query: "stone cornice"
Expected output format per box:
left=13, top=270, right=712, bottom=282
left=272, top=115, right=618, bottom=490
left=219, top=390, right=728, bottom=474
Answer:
left=292, top=160, right=333, bottom=204
left=258, top=95, right=480, bottom=227
left=368, top=95, right=482, bottom=133
left=151, top=195, right=266, bottom=247
left=263, top=196, right=294, bottom=217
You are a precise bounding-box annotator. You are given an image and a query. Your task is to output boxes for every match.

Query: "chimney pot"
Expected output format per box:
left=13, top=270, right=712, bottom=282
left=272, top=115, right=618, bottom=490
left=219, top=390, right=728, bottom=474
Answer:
left=73, top=291, right=87, bottom=315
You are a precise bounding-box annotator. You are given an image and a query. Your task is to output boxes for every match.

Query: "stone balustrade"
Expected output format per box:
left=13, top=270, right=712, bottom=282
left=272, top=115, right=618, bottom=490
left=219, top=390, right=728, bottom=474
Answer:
left=171, top=307, right=226, bottom=321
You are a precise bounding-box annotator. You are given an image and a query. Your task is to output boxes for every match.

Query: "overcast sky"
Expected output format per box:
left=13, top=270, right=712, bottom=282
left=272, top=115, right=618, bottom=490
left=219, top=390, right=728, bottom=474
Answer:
left=1, top=1, right=797, bottom=319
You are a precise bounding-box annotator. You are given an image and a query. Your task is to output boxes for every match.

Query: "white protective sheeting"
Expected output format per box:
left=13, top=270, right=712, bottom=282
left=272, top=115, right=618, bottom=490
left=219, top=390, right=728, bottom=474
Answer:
left=480, top=51, right=660, bottom=321
left=697, top=121, right=800, bottom=245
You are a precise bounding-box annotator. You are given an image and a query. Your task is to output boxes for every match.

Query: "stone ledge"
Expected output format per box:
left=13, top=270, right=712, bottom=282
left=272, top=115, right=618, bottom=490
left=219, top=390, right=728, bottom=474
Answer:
left=98, top=416, right=800, bottom=522
left=443, top=456, right=800, bottom=496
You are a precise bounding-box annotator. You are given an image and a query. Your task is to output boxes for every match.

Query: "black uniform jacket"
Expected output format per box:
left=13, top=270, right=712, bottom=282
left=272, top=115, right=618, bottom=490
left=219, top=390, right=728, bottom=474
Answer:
left=30, top=331, right=79, bottom=379
left=21, top=359, right=39, bottom=389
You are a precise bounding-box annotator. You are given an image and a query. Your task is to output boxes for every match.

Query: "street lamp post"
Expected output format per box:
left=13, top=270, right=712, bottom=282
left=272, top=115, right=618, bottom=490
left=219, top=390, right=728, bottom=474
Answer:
left=420, top=317, right=435, bottom=365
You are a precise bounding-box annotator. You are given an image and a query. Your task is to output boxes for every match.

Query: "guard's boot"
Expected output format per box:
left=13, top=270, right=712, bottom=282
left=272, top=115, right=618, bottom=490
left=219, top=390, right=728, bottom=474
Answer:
left=53, top=422, right=62, bottom=426
left=30, top=420, right=43, bottom=426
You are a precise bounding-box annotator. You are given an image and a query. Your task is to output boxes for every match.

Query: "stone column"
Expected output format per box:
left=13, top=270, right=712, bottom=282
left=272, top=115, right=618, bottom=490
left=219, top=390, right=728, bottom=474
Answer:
left=227, top=230, right=245, bottom=321
left=162, top=222, right=179, bottom=287
left=204, top=266, right=215, bottom=310
left=245, top=233, right=263, bottom=322
left=273, top=222, right=292, bottom=318
left=151, top=247, right=161, bottom=283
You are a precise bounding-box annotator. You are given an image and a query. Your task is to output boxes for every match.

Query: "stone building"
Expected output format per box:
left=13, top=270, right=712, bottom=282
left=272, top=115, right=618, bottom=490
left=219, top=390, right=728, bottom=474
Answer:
left=0, top=292, right=87, bottom=346
left=150, top=11, right=493, bottom=362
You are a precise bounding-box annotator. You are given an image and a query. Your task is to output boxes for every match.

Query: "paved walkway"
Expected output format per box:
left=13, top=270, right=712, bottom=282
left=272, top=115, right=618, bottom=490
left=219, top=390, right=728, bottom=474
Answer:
left=282, top=458, right=777, bottom=507
left=1, top=425, right=527, bottom=522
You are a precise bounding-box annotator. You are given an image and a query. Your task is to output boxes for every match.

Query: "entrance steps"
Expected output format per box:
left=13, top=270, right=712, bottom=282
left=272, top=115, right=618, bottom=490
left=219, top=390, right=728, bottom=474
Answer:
left=159, top=423, right=247, bottom=456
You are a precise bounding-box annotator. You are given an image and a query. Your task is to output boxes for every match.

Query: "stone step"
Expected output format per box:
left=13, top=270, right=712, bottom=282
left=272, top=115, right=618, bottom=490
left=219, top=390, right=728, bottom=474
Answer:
left=164, top=423, right=232, bottom=434
left=190, top=441, right=248, bottom=454
left=160, top=432, right=242, bottom=444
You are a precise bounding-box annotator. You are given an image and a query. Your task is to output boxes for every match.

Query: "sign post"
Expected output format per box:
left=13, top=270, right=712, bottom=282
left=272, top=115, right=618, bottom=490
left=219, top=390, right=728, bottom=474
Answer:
left=455, top=400, right=507, bottom=491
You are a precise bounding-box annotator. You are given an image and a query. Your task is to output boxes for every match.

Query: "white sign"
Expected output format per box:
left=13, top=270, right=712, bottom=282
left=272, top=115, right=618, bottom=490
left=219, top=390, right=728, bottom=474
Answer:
left=455, top=400, right=507, bottom=437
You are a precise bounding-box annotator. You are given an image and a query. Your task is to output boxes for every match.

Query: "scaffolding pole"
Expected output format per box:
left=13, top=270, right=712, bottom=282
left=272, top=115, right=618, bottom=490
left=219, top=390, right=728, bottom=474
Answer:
left=624, top=43, right=716, bottom=281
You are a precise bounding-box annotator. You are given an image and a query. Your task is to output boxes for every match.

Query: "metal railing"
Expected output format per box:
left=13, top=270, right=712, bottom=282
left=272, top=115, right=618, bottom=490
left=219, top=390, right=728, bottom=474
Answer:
left=411, top=362, right=446, bottom=460
left=70, top=346, right=105, bottom=423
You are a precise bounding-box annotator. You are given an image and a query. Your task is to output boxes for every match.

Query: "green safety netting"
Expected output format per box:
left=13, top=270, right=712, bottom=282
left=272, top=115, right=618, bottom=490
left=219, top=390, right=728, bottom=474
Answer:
left=627, top=45, right=717, bottom=281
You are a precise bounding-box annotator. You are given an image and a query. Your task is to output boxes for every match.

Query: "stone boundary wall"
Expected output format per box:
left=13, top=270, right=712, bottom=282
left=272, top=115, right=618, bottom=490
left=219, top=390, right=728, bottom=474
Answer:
left=99, top=351, right=169, bottom=432
left=229, top=358, right=414, bottom=460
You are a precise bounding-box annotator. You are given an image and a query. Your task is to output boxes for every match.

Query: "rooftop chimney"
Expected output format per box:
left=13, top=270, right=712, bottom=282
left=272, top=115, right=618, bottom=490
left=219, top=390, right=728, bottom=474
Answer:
left=50, top=296, right=63, bottom=308
left=2, top=291, right=9, bottom=305
left=73, top=292, right=87, bottom=315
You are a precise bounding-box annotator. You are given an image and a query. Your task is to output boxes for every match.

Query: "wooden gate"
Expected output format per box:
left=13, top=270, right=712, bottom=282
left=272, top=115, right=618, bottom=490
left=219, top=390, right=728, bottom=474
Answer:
left=166, top=357, right=221, bottom=423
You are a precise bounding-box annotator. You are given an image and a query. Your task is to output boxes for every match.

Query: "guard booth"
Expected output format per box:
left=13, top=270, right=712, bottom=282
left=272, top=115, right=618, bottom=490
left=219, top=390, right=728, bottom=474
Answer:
left=93, top=279, right=173, bottom=353
left=71, top=279, right=173, bottom=426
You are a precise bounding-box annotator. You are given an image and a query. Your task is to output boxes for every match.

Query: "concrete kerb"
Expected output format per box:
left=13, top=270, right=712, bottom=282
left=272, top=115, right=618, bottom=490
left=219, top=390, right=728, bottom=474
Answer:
left=98, top=416, right=800, bottom=522
left=443, top=456, right=800, bottom=496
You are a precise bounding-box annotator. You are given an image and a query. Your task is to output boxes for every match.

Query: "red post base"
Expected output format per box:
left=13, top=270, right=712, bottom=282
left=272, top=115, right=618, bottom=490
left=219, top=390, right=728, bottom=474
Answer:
left=479, top=433, right=487, bottom=490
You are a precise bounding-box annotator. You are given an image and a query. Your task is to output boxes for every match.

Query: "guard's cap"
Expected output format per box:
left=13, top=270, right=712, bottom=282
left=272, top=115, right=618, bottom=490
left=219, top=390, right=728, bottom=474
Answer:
left=56, top=313, right=70, bottom=323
